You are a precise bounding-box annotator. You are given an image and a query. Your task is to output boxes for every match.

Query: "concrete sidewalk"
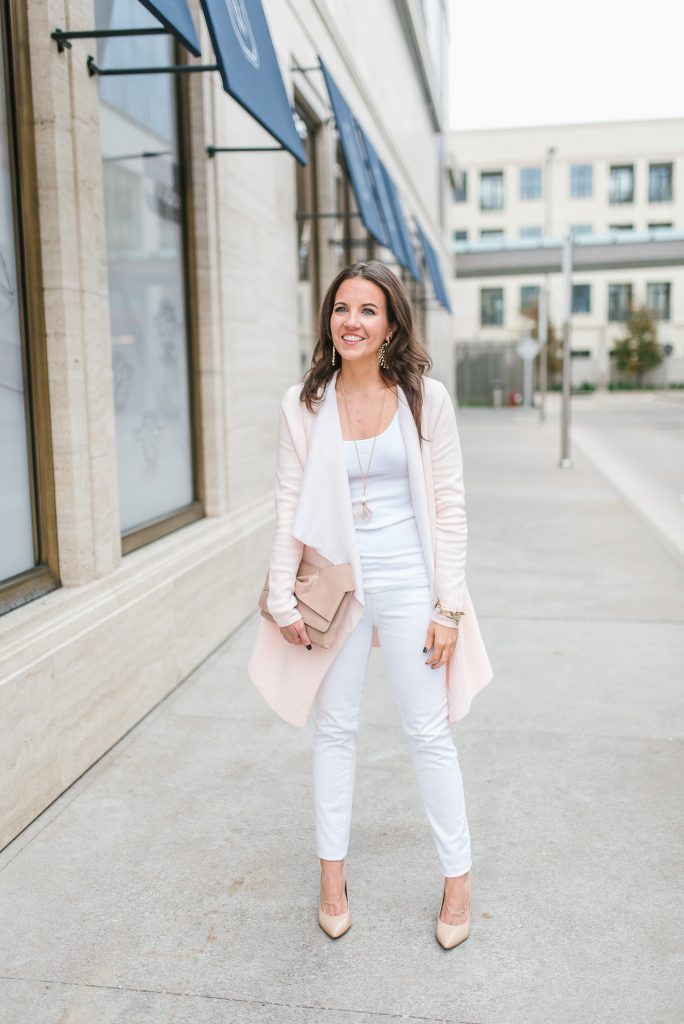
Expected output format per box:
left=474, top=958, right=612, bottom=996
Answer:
left=1, top=399, right=682, bottom=1024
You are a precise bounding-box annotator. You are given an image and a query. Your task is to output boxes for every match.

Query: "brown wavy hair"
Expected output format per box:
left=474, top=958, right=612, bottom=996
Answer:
left=299, top=260, right=432, bottom=445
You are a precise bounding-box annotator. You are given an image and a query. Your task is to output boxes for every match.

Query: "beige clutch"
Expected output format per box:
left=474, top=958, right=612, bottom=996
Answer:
left=258, top=559, right=355, bottom=649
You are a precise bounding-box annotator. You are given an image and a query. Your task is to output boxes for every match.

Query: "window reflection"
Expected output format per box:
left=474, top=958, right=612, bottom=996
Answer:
left=647, top=282, right=670, bottom=321
left=609, top=165, right=634, bottom=205
left=0, top=27, right=34, bottom=580
left=608, top=283, right=633, bottom=322
left=480, top=171, right=504, bottom=211
left=95, top=0, right=194, bottom=534
left=481, top=287, right=504, bottom=326
left=649, top=164, right=673, bottom=203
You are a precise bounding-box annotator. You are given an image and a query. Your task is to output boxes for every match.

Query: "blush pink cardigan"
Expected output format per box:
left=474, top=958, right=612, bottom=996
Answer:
left=248, top=369, right=493, bottom=727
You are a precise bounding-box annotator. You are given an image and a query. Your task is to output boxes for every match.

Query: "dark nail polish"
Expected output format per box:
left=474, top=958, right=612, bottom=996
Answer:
left=306, top=644, right=312, bottom=651
left=422, top=647, right=428, bottom=653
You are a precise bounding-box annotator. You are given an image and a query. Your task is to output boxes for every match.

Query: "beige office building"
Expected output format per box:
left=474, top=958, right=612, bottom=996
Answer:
left=448, top=118, right=684, bottom=389
left=0, top=0, right=455, bottom=848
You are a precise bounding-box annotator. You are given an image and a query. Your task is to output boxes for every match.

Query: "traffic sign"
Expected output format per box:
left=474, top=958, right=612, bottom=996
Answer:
left=516, top=337, right=541, bottom=361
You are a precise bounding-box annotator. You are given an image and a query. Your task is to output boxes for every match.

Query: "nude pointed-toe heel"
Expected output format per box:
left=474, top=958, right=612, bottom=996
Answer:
left=435, top=876, right=471, bottom=950
left=318, top=879, right=352, bottom=939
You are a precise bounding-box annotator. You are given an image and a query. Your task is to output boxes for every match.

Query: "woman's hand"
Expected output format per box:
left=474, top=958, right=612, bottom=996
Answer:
left=279, top=615, right=312, bottom=649
left=423, top=621, right=459, bottom=669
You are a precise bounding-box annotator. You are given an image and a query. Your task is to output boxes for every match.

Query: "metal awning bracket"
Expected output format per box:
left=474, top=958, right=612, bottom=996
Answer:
left=290, top=64, right=323, bottom=74
left=207, top=145, right=286, bottom=158
left=87, top=55, right=219, bottom=77
left=51, top=26, right=169, bottom=54
left=297, top=212, right=361, bottom=221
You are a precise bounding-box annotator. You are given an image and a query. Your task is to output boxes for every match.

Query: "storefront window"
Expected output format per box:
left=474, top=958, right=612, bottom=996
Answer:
left=294, top=103, right=320, bottom=369
left=294, top=105, right=320, bottom=300
left=407, top=267, right=427, bottom=346
left=95, top=0, right=195, bottom=537
left=0, top=19, right=34, bottom=582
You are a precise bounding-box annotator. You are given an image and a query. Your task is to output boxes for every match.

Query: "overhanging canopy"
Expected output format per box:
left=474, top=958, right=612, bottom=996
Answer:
left=138, top=0, right=201, bottom=56
left=415, top=221, right=452, bottom=311
left=357, top=129, right=405, bottom=264
left=199, top=0, right=307, bottom=164
left=381, top=168, right=422, bottom=282
left=319, top=58, right=386, bottom=245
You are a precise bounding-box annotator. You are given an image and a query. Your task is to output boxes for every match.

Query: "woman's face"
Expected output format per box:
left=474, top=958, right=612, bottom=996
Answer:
left=330, top=277, right=396, bottom=368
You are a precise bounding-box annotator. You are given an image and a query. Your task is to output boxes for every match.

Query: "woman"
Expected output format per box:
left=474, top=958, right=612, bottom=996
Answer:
left=248, top=260, right=493, bottom=949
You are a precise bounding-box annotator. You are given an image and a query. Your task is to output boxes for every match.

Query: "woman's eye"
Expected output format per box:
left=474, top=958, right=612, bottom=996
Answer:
left=362, top=308, right=375, bottom=315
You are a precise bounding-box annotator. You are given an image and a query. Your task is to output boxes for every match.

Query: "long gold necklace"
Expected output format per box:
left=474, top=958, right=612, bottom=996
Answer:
left=339, top=377, right=387, bottom=521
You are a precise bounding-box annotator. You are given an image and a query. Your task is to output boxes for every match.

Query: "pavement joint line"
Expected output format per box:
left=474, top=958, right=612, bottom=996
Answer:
left=243, top=611, right=684, bottom=627
left=360, top=726, right=683, bottom=743
left=442, top=728, right=683, bottom=742
left=129, top=712, right=683, bottom=743
left=473, top=614, right=684, bottom=624
left=0, top=974, right=486, bottom=1023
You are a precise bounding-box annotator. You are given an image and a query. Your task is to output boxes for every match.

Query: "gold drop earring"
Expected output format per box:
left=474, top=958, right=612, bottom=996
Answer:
left=331, top=343, right=336, bottom=367
left=379, top=333, right=392, bottom=369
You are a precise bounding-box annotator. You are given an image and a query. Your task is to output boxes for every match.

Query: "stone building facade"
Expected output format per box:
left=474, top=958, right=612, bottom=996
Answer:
left=448, top=118, right=684, bottom=389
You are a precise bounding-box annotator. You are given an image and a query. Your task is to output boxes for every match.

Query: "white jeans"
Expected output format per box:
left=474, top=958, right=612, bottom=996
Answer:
left=313, top=584, right=472, bottom=877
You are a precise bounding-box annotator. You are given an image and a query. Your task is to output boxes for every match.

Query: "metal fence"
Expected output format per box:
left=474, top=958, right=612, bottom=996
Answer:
left=455, top=340, right=530, bottom=405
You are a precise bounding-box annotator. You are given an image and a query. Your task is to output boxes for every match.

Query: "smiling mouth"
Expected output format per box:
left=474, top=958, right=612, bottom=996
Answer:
left=341, top=335, right=365, bottom=343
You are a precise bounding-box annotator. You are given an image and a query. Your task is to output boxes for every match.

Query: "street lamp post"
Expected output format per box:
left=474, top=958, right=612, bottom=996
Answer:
left=559, top=231, right=573, bottom=468
left=539, top=145, right=556, bottom=424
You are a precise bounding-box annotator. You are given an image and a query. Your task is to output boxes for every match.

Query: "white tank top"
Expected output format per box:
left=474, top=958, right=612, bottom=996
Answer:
left=343, top=408, right=431, bottom=592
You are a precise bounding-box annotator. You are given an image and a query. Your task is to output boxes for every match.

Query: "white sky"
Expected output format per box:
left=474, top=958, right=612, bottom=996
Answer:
left=448, top=0, right=684, bottom=131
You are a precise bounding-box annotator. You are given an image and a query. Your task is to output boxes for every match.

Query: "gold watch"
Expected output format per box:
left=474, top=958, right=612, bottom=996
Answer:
left=433, top=599, right=465, bottom=624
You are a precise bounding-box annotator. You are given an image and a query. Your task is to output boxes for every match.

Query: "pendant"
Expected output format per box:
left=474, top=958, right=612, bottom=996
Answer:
left=354, top=496, right=373, bottom=521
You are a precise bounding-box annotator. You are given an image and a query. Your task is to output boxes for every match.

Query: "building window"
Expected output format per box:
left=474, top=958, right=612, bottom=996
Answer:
left=453, top=230, right=468, bottom=243
left=1, top=1, right=57, bottom=611
left=520, top=285, right=540, bottom=315
left=294, top=102, right=320, bottom=311
left=647, top=282, right=671, bottom=321
left=480, top=171, right=504, bottom=211
left=480, top=287, right=504, bottom=325
left=572, top=284, right=591, bottom=314
left=608, top=283, right=633, bottom=322
left=480, top=229, right=504, bottom=240
left=649, top=163, right=673, bottom=203
left=520, top=167, right=541, bottom=200
left=452, top=170, right=467, bottom=202
left=0, top=19, right=33, bottom=585
left=519, top=226, right=542, bottom=239
left=609, top=165, right=634, bottom=204
left=570, top=224, right=593, bottom=238
left=648, top=222, right=673, bottom=231
left=96, top=0, right=200, bottom=546
left=570, top=164, right=593, bottom=198
left=608, top=224, right=634, bottom=232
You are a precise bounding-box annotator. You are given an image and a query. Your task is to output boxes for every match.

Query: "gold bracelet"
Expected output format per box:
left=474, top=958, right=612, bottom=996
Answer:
left=433, top=599, right=466, bottom=624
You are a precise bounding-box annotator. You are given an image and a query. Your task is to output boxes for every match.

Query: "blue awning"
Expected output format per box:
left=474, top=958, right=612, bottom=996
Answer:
left=138, top=0, right=201, bottom=56
left=381, top=168, right=422, bottom=282
left=414, top=221, right=452, bottom=312
left=357, top=129, right=405, bottom=265
left=199, top=0, right=307, bottom=165
left=319, top=59, right=387, bottom=246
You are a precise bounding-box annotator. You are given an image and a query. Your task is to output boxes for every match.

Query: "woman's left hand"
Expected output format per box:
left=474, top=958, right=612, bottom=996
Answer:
left=423, top=621, right=459, bottom=669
